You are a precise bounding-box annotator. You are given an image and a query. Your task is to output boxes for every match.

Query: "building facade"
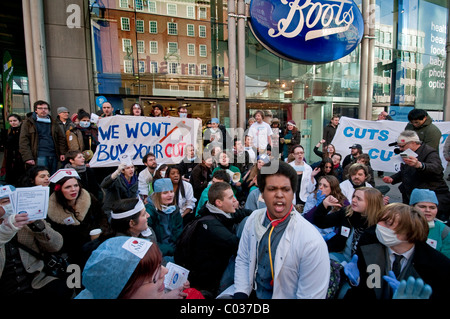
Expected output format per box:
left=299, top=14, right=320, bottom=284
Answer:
left=1, top=0, right=449, bottom=162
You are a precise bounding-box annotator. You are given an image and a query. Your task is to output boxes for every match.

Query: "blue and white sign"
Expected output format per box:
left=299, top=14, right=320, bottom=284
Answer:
left=248, top=0, right=364, bottom=64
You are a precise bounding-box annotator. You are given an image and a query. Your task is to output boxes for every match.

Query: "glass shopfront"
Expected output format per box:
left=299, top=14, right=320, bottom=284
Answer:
left=88, top=0, right=448, bottom=162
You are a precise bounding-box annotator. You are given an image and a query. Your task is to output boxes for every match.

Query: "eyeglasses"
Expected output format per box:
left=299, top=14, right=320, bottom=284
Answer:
left=36, top=107, right=49, bottom=110
left=294, top=151, right=304, bottom=155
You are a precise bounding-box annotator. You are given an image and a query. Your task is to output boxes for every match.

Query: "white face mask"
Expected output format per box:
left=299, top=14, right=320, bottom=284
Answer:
left=79, top=121, right=90, bottom=128
left=375, top=224, right=406, bottom=247
left=179, top=112, right=187, bottom=118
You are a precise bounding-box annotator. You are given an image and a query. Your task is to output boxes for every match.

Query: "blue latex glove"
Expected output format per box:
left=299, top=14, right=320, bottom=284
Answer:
left=383, top=270, right=400, bottom=292
left=393, top=276, right=432, bottom=299
left=344, top=254, right=360, bottom=286
left=315, top=190, right=326, bottom=206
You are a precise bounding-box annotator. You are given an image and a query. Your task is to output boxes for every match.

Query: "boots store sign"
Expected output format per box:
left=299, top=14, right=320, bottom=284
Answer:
left=249, top=0, right=364, bottom=64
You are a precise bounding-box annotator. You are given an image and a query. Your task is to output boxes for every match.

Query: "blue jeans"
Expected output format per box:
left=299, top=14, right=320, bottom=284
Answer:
left=36, top=156, right=58, bottom=175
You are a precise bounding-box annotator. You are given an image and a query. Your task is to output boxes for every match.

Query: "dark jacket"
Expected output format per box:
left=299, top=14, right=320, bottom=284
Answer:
left=100, top=173, right=139, bottom=213
left=345, top=226, right=450, bottom=300
left=323, top=123, right=338, bottom=145
left=404, top=116, right=442, bottom=150
left=189, top=163, right=212, bottom=200
left=313, top=202, right=368, bottom=254
left=19, top=113, right=67, bottom=162
left=390, top=143, right=449, bottom=200
left=186, top=205, right=251, bottom=293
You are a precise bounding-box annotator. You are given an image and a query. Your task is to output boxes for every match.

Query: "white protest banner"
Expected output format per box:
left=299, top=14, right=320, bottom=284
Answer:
left=89, top=116, right=201, bottom=167
left=331, top=116, right=450, bottom=173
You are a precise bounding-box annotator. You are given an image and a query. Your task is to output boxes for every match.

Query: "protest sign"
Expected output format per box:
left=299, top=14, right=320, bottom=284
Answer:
left=89, top=116, right=201, bottom=167
left=331, top=117, right=450, bottom=172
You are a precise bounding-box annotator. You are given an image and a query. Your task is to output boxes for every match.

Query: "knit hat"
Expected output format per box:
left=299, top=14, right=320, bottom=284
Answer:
left=153, top=178, right=173, bottom=193
left=76, top=236, right=153, bottom=299
left=287, top=120, right=296, bottom=127
left=409, top=188, right=439, bottom=205
left=397, top=131, right=421, bottom=145
left=57, top=107, right=69, bottom=114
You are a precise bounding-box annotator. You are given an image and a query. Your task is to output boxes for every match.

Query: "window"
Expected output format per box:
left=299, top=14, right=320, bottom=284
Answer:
left=120, top=0, right=128, bottom=8
left=150, top=61, right=158, bottom=73
left=199, top=44, right=207, bottom=57
left=138, top=61, right=146, bottom=73
left=124, top=60, right=133, bottom=73
left=137, top=40, right=145, bottom=53
left=121, top=17, right=130, bottom=31
left=188, top=64, right=196, bottom=75
left=135, top=0, right=143, bottom=11
left=187, top=6, right=195, bottom=18
left=168, top=42, right=178, bottom=54
left=122, top=39, right=132, bottom=52
left=148, top=1, right=156, bottom=13
left=187, top=24, right=195, bottom=37
left=150, top=41, right=158, bottom=54
left=167, top=3, right=177, bottom=16
left=200, top=64, right=207, bottom=75
left=187, top=44, right=195, bottom=56
left=136, top=20, right=144, bottom=33
left=170, top=85, right=179, bottom=91
left=149, top=21, right=157, bottom=34
left=168, top=62, right=180, bottom=74
left=168, top=22, right=178, bottom=35
left=199, top=25, right=206, bottom=38
left=199, top=7, right=207, bottom=19
left=188, top=85, right=195, bottom=91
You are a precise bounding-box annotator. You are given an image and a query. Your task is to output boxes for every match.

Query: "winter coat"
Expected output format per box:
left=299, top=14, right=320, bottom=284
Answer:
left=404, top=116, right=442, bottom=150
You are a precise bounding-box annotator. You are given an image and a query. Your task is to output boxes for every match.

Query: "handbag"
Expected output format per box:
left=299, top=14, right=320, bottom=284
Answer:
left=15, top=239, right=70, bottom=280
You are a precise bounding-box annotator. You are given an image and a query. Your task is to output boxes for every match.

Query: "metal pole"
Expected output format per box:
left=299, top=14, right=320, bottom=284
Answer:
left=444, top=0, right=450, bottom=121
left=366, top=0, right=376, bottom=120
left=359, top=0, right=369, bottom=120
left=22, top=0, right=37, bottom=104
left=228, top=0, right=237, bottom=129
left=237, top=0, right=246, bottom=130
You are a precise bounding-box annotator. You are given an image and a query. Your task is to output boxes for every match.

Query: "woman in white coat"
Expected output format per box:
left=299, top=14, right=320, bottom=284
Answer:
left=288, top=144, right=318, bottom=206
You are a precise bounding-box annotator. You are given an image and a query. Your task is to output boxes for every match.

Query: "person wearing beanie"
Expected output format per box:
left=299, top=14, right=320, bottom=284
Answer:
left=409, top=188, right=450, bottom=258
left=145, top=178, right=183, bottom=259
left=383, top=130, right=450, bottom=223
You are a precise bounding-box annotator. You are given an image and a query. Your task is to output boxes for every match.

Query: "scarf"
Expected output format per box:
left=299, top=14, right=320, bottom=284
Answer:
left=205, top=202, right=232, bottom=219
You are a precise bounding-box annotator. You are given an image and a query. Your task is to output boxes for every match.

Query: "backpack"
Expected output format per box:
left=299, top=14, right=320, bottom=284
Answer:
left=174, top=215, right=215, bottom=268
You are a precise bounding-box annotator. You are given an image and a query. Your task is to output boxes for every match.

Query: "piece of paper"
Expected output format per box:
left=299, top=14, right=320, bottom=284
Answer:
left=400, top=148, right=418, bottom=158
left=164, top=262, right=189, bottom=291
left=13, top=186, right=50, bottom=221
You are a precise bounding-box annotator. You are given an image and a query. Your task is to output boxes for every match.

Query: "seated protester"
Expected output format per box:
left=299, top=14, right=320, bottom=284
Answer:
left=64, top=150, right=101, bottom=200
left=145, top=178, right=183, bottom=259
left=241, top=154, right=270, bottom=198
left=0, top=209, right=73, bottom=299
left=355, top=154, right=375, bottom=187
left=410, top=188, right=450, bottom=259
left=312, top=157, right=337, bottom=184
left=245, top=184, right=268, bottom=211
left=332, top=153, right=344, bottom=182
left=212, top=151, right=243, bottom=195
left=47, top=169, right=107, bottom=267
left=190, top=154, right=214, bottom=201
left=76, top=236, right=189, bottom=299
left=177, top=182, right=252, bottom=298
left=82, top=198, right=157, bottom=262
left=178, top=144, right=198, bottom=182
left=195, top=169, right=230, bottom=216
left=137, top=152, right=158, bottom=203
left=313, top=187, right=384, bottom=264
left=345, top=203, right=450, bottom=300
left=165, top=165, right=196, bottom=225
left=16, top=165, right=50, bottom=187
left=233, top=138, right=252, bottom=176
left=340, top=163, right=373, bottom=201
left=101, top=161, right=139, bottom=220
left=152, top=164, right=168, bottom=181
left=303, top=175, right=350, bottom=239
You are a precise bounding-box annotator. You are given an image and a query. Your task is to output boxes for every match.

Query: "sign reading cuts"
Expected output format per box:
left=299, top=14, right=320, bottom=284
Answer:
left=248, top=0, right=364, bottom=64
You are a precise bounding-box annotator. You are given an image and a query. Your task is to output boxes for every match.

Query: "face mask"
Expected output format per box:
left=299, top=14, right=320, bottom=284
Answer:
left=375, top=224, right=406, bottom=247
left=179, top=113, right=187, bottom=118
left=161, top=205, right=176, bottom=215
left=160, top=170, right=166, bottom=178
left=80, top=121, right=90, bottom=128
